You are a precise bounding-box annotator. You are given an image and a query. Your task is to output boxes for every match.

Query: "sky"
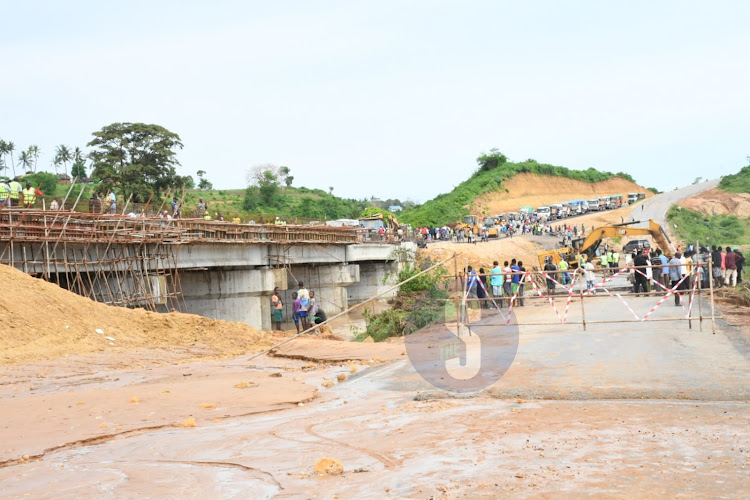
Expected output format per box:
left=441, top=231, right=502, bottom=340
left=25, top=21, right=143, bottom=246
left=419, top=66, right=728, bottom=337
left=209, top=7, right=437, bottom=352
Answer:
left=2, top=0, right=749, bottom=203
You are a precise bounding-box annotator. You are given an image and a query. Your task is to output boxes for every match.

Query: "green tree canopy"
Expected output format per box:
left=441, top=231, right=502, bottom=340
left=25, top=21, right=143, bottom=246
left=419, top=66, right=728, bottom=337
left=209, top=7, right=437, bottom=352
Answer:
left=87, top=123, right=184, bottom=203
left=475, top=148, right=508, bottom=174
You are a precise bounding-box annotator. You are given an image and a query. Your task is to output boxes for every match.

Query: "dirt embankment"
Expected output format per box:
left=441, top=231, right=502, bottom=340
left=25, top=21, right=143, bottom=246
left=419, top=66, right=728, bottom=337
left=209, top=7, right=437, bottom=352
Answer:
left=0, top=264, right=284, bottom=366
left=418, top=238, right=544, bottom=272
left=678, top=187, right=750, bottom=217
left=473, top=173, right=652, bottom=215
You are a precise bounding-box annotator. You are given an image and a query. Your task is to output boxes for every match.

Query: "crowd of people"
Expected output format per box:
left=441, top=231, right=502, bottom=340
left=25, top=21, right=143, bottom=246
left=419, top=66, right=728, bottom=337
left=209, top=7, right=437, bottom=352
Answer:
left=413, top=221, right=587, bottom=244
left=270, top=283, right=327, bottom=333
left=464, top=260, right=530, bottom=308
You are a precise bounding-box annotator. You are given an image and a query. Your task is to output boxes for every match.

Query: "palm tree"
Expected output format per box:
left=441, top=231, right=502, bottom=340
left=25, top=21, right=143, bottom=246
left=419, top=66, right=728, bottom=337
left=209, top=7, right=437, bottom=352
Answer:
left=0, top=140, right=8, bottom=176
left=55, top=145, right=72, bottom=177
left=28, top=145, right=40, bottom=173
left=18, top=150, right=33, bottom=174
left=7, top=141, right=16, bottom=178
left=72, top=146, right=85, bottom=164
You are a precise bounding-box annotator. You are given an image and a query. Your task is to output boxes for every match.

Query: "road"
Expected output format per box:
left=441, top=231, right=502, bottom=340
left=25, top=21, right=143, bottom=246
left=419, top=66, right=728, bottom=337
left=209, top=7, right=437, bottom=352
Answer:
left=629, top=178, right=720, bottom=230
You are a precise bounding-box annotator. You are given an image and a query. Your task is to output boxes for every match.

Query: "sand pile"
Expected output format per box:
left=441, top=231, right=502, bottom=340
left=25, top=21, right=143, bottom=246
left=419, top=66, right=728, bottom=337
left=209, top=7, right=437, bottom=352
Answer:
left=0, top=264, right=278, bottom=366
left=475, top=173, right=652, bottom=215
left=419, top=237, right=544, bottom=271
left=678, top=188, right=750, bottom=217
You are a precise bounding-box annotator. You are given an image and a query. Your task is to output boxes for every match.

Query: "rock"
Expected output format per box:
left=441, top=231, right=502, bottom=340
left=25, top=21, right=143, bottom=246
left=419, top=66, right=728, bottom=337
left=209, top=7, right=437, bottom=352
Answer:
left=180, top=417, right=197, bottom=428
left=337, top=373, right=347, bottom=382
left=314, top=457, right=344, bottom=476
left=363, top=336, right=375, bottom=343
left=322, top=380, right=334, bottom=388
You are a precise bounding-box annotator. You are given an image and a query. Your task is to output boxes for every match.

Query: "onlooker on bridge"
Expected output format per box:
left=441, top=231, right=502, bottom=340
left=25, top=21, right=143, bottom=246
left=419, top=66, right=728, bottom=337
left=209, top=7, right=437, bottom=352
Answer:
left=633, top=250, right=650, bottom=296
left=8, top=178, right=22, bottom=207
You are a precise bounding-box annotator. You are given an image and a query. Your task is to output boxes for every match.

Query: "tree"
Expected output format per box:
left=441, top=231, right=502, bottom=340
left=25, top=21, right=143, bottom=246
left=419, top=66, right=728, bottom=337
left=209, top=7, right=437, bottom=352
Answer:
left=243, top=164, right=283, bottom=210
left=196, top=169, right=213, bottom=191
left=284, top=175, right=294, bottom=187
left=329, top=186, right=334, bottom=195
left=18, top=150, right=33, bottom=174
left=475, top=148, right=507, bottom=174
left=0, top=140, right=8, bottom=176
left=55, top=145, right=72, bottom=177
left=87, top=122, right=184, bottom=203
left=71, top=161, right=87, bottom=178
left=72, top=147, right=86, bottom=165
left=6, top=141, right=16, bottom=177
left=28, top=145, right=40, bottom=173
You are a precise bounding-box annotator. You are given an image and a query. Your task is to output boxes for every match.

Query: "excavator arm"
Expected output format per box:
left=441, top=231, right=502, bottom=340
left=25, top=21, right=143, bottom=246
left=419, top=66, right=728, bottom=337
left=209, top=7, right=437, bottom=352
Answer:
left=574, top=219, right=674, bottom=261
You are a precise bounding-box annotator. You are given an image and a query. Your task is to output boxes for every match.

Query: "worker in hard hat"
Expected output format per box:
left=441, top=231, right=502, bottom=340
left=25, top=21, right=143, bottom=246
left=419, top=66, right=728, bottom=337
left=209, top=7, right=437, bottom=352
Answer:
left=22, top=181, right=37, bottom=208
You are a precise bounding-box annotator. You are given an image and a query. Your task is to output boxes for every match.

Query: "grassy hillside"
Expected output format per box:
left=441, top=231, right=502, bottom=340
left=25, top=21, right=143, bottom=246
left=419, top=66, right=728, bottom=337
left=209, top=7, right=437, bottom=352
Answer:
left=719, top=165, right=750, bottom=194
left=399, top=159, right=636, bottom=227
left=667, top=206, right=750, bottom=246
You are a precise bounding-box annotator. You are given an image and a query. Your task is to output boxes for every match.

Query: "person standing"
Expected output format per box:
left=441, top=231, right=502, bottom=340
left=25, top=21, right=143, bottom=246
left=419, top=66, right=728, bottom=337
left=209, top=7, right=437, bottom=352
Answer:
left=584, top=258, right=596, bottom=293
left=734, top=247, right=745, bottom=283
left=543, top=258, right=557, bottom=295
left=271, top=287, right=284, bottom=331
left=724, top=246, right=737, bottom=287
left=490, top=261, right=504, bottom=308
left=297, top=282, right=310, bottom=331
left=517, top=261, right=526, bottom=306
left=107, top=189, right=117, bottom=214
left=711, top=245, right=723, bottom=288
left=668, top=252, right=683, bottom=305
left=611, top=249, right=619, bottom=273
left=510, top=260, right=521, bottom=306
left=658, top=249, right=670, bottom=289
left=558, top=258, right=570, bottom=286
left=0, top=179, right=10, bottom=208
left=22, top=181, right=36, bottom=208
left=502, top=261, right=512, bottom=299
left=8, top=177, right=22, bottom=207
left=477, top=268, right=487, bottom=308
left=633, top=250, right=650, bottom=296
left=291, top=292, right=301, bottom=333
left=49, top=198, right=60, bottom=211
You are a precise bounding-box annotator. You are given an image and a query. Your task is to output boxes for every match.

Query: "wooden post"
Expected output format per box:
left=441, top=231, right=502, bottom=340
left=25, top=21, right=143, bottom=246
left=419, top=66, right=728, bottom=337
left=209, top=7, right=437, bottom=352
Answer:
left=708, top=257, right=716, bottom=334
left=697, top=240, right=703, bottom=332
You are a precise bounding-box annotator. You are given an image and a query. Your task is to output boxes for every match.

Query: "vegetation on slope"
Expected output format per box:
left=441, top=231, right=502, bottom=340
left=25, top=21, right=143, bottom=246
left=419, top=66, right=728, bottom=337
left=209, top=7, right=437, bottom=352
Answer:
left=399, top=149, right=636, bottom=227
left=667, top=206, right=750, bottom=246
left=718, top=160, right=750, bottom=194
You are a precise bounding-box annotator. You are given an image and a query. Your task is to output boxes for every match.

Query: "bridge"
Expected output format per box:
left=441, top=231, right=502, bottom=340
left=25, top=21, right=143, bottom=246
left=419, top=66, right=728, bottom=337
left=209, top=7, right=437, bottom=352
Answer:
left=0, top=209, right=414, bottom=331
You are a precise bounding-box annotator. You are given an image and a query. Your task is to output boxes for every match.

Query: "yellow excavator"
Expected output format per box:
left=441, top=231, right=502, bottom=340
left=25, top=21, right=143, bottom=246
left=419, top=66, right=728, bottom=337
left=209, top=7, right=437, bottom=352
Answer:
left=453, top=215, right=499, bottom=238
left=537, top=219, right=674, bottom=269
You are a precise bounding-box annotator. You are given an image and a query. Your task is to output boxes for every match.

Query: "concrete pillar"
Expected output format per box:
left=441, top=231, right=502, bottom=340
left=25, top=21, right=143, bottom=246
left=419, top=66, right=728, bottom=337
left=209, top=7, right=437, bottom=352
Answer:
left=347, top=261, right=402, bottom=303
left=180, top=267, right=286, bottom=331
left=287, top=264, right=359, bottom=314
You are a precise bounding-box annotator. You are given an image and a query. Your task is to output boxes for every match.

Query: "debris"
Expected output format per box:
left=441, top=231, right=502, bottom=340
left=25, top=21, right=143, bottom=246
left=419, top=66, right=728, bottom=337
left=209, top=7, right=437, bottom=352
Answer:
left=363, top=336, right=375, bottom=343
left=314, top=457, right=344, bottom=476
left=180, top=417, right=197, bottom=428
left=105, top=336, right=115, bottom=342
left=269, top=372, right=282, bottom=378
left=199, top=403, right=216, bottom=409
left=234, top=381, right=257, bottom=389
left=322, top=380, right=334, bottom=388
left=337, top=373, right=347, bottom=382
left=98, top=423, right=108, bottom=428
left=129, top=397, right=140, bottom=403
left=349, top=364, right=358, bottom=374
left=95, top=329, right=104, bottom=334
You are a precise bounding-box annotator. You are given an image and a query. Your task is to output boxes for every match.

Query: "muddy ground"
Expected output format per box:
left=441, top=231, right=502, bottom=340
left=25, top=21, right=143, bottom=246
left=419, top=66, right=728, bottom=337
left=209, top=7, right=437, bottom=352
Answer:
left=2, top=283, right=749, bottom=499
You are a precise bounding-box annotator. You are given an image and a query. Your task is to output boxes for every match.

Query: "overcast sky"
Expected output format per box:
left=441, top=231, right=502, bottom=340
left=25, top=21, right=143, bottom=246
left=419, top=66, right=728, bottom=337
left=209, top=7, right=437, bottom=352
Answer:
left=2, top=1, right=749, bottom=202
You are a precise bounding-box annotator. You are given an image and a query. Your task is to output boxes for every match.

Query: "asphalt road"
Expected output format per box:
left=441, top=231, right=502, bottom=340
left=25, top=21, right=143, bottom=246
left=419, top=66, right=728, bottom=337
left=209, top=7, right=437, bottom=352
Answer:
left=629, top=178, right=720, bottom=229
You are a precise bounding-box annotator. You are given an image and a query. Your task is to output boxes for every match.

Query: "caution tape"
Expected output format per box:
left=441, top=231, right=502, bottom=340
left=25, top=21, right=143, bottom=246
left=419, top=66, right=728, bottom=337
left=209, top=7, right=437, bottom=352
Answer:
left=642, top=272, right=690, bottom=321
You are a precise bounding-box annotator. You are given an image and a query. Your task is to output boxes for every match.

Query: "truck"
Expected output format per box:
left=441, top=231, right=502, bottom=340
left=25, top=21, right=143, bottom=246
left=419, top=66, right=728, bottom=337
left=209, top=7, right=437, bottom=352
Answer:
left=550, top=204, right=564, bottom=219
left=627, top=193, right=639, bottom=204
left=536, top=206, right=551, bottom=219
left=519, top=206, right=534, bottom=218
left=609, top=194, right=624, bottom=208
left=598, top=197, right=610, bottom=210
left=587, top=198, right=601, bottom=211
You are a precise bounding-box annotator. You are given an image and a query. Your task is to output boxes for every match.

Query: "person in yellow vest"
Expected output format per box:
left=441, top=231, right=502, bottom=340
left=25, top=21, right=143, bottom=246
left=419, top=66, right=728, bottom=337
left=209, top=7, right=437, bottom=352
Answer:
left=22, top=181, right=37, bottom=208
left=610, top=249, right=619, bottom=273
left=600, top=250, right=609, bottom=270
left=203, top=213, right=212, bottom=220
left=0, top=179, right=10, bottom=208
left=8, top=178, right=22, bottom=207
left=232, top=215, right=240, bottom=224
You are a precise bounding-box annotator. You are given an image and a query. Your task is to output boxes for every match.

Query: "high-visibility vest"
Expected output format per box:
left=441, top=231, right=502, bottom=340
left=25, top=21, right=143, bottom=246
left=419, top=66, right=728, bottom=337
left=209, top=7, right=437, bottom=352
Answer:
left=0, top=183, right=9, bottom=200
left=601, top=253, right=609, bottom=264
left=612, top=252, right=619, bottom=262
left=8, top=181, right=21, bottom=199
left=23, top=187, right=36, bottom=205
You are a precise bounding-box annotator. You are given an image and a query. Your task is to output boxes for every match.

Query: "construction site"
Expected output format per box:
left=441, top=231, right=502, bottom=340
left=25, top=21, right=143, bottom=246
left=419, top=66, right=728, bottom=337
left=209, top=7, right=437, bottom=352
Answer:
left=0, top=174, right=749, bottom=499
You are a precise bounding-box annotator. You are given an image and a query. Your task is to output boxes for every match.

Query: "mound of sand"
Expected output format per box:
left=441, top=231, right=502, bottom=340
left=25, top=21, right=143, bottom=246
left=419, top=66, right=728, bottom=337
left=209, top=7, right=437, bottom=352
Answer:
left=418, top=237, right=545, bottom=271
left=678, top=188, right=750, bottom=218
left=0, top=264, right=279, bottom=366
left=473, top=173, right=652, bottom=215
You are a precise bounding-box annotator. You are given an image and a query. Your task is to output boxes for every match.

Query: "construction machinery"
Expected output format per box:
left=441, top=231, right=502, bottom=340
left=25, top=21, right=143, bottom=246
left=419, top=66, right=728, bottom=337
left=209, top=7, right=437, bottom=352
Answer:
left=453, top=215, right=498, bottom=238
left=537, top=219, right=674, bottom=269
left=359, top=212, right=399, bottom=231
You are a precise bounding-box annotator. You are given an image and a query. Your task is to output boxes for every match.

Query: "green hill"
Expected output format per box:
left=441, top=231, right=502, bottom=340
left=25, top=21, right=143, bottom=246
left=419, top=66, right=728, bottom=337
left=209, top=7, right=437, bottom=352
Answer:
left=719, top=164, right=750, bottom=194
left=399, top=151, right=635, bottom=227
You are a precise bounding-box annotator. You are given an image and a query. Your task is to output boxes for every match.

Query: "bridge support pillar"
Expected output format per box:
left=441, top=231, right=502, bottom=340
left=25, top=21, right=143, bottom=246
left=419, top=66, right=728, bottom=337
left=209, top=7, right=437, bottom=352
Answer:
left=179, top=267, right=286, bottom=331
left=287, top=264, right=359, bottom=315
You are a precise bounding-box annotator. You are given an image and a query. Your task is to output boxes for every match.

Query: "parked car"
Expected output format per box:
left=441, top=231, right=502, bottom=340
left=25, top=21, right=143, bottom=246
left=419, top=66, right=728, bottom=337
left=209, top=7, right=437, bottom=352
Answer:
left=622, top=239, right=651, bottom=254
